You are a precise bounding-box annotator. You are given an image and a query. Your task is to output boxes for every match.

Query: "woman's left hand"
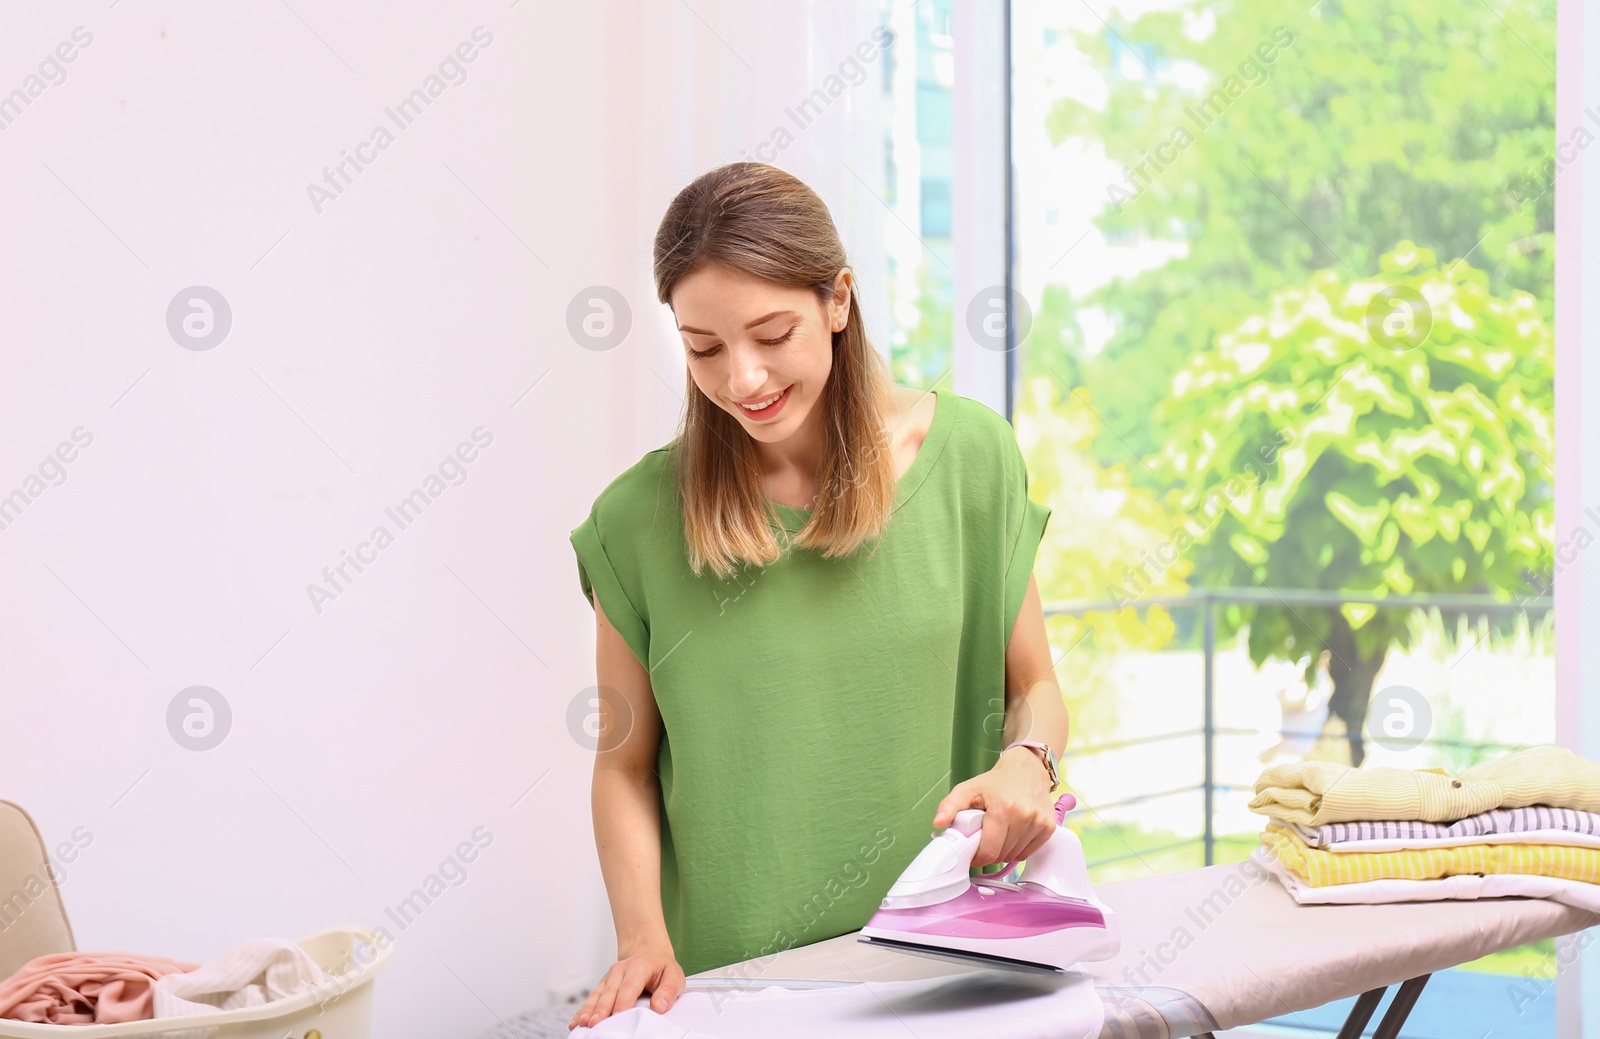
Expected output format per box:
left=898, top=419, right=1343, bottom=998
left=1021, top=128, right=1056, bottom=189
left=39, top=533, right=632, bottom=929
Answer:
left=931, top=746, right=1059, bottom=868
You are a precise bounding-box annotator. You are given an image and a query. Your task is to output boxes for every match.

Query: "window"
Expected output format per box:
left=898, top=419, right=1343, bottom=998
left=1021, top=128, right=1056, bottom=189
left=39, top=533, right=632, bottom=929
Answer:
left=1010, top=0, right=1557, bottom=1001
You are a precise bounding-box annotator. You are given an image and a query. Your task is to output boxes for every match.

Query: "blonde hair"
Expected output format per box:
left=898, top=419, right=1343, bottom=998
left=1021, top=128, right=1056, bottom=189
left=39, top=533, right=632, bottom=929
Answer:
left=654, top=162, right=898, bottom=580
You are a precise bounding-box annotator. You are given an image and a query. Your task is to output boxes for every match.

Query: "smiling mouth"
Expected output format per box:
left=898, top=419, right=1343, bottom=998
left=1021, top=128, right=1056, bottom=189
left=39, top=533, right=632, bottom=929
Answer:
left=735, top=385, right=792, bottom=414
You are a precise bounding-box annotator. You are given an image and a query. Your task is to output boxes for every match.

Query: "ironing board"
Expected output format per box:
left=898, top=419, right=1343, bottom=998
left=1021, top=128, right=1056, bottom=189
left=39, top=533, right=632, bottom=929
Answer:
left=691, top=859, right=1600, bottom=1039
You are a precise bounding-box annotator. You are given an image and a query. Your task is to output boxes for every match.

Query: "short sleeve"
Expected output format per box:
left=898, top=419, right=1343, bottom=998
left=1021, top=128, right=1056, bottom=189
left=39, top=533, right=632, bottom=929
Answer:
left=569, top=510, right=651, bottom=669
left=1001, top=435, right=1051, bottom=646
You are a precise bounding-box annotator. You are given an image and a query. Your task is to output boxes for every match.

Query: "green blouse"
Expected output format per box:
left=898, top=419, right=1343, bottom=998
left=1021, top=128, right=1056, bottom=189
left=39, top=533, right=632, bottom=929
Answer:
left=568, top=389, right=1052, bottom=976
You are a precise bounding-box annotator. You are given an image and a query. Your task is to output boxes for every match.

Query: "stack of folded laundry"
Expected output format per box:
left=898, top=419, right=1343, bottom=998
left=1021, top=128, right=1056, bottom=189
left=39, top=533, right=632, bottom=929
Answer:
left=0, top=936, right=329, bottom=1026
left=1247, top=744, right=1600, bottom=911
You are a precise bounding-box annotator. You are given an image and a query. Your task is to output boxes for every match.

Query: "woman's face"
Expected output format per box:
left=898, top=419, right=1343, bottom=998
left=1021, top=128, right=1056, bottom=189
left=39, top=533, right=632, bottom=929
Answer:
left=672, top=263, right=850, bottom=444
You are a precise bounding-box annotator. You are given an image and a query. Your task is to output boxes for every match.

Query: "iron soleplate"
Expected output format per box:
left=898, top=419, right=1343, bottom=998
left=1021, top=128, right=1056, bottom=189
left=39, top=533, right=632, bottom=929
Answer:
left=856, top=934, right=1067, bottom=976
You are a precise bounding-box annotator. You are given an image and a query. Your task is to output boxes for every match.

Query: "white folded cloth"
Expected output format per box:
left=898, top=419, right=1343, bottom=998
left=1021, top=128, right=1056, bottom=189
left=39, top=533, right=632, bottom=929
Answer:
left=151, top=937, right=329, bottom=1017
left=571, top=969, right=1105, bottom=1039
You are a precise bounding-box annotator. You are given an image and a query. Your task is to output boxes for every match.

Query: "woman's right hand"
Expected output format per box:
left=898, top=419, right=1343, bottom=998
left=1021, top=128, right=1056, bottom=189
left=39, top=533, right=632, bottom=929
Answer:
left=567, top=939, right=685, bottom=1031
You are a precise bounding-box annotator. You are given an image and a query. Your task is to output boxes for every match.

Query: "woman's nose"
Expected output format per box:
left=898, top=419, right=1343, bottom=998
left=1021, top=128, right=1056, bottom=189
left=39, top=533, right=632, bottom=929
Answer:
left=725, top=344, right=768, bottom=394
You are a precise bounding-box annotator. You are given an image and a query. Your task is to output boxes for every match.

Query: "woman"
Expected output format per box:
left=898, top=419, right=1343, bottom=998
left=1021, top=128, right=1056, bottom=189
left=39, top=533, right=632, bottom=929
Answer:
left=566, top=161, right=1071, bottom=1030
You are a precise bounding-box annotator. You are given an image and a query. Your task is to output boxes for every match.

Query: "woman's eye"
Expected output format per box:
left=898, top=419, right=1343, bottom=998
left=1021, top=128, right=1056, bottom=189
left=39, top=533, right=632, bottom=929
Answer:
left=688, top=327, right=793, bottom=360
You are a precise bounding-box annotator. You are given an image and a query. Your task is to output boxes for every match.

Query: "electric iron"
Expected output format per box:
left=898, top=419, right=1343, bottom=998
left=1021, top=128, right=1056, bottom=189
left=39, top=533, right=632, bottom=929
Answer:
left=858, top=792, right=1119, bottom=975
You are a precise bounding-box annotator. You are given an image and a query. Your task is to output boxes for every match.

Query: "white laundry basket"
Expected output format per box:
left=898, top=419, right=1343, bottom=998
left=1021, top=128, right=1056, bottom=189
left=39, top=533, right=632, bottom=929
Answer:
left=0, top=924, right=393, bottom=1039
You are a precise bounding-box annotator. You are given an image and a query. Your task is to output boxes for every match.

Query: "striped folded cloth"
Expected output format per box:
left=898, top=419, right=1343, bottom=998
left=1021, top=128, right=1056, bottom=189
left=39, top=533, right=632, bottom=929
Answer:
left=1291, top=805, right=1600, bottom=850
left=1260, top=822, right=1600, bottom=887
left=1249, top=745, right=1600, bottom=828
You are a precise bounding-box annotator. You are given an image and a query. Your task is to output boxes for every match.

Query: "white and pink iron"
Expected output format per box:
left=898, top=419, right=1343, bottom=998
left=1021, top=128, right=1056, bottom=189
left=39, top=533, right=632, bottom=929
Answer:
left=858, top=792, right=1119, bottom=975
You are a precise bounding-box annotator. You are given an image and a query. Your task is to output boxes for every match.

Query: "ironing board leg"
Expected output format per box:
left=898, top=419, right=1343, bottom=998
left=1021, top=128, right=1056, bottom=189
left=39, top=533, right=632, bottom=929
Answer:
left=1332, top=986, right=1387, bottom=1039
left=1368, top=974, right=1431, bottom=1039
left=1194, top=973, right=1431, bottom=1039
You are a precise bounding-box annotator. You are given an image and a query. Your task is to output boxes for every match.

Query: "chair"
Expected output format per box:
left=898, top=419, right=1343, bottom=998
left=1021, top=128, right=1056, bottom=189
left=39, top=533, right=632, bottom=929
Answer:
left=0, top=800, right=76, bottom=982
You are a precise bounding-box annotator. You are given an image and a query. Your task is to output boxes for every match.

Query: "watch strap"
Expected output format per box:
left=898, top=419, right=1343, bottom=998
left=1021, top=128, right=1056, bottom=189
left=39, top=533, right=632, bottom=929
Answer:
left=1004, top=739, right=1060, bottom=788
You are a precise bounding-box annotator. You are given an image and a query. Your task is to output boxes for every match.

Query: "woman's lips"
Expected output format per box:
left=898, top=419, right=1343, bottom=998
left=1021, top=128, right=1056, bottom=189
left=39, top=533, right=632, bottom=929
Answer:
left=735, top=384, right=792, bottom=421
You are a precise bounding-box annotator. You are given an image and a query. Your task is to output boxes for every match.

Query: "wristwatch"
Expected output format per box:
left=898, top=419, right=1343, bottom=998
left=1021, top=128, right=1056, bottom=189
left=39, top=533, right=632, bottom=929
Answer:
left=1004, top=739, right=1059, bottom=788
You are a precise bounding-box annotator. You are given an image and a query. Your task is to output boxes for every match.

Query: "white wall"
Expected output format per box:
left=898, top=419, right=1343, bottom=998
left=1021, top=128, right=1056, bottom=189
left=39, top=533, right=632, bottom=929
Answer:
left=0, top=1, right=894, bottom=1035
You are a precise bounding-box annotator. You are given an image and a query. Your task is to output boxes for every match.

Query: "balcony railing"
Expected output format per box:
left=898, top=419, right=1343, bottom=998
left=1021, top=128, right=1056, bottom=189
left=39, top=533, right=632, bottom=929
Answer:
left=1041, top=587, right=1556, bottom=868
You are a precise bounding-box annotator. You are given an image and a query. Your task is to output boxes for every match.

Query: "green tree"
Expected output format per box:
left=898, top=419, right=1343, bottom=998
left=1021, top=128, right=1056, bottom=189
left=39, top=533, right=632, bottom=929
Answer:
left=1149, top=245, right=1553, bottom=765
left=1014, top=375, right=1188, bottom=750
left=889, top=259, right=953, bottom=390
left=1036, top=0, right=1555, bottom=471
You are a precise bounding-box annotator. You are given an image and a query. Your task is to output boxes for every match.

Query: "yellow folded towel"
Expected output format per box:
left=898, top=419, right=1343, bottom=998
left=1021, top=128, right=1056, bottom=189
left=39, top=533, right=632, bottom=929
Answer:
left=1249, top=745, right=1600, bottom=828
left=1261, top=821, right=1600, bottom=887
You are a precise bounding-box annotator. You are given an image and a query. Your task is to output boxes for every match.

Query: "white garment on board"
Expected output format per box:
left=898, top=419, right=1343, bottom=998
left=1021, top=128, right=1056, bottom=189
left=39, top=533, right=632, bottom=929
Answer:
left=571, top=969, right=1105, bottom=1039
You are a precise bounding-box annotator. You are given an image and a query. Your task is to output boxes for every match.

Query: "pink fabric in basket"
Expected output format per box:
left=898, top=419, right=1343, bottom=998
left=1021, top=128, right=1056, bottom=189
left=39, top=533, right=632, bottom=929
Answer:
left=0, top=950, right=200, bottom=1024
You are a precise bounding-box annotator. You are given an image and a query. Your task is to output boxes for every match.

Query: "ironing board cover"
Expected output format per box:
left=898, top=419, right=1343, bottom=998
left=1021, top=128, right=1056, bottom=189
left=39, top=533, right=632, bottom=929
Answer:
left=692, top=860, right=1600, bottom=1039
